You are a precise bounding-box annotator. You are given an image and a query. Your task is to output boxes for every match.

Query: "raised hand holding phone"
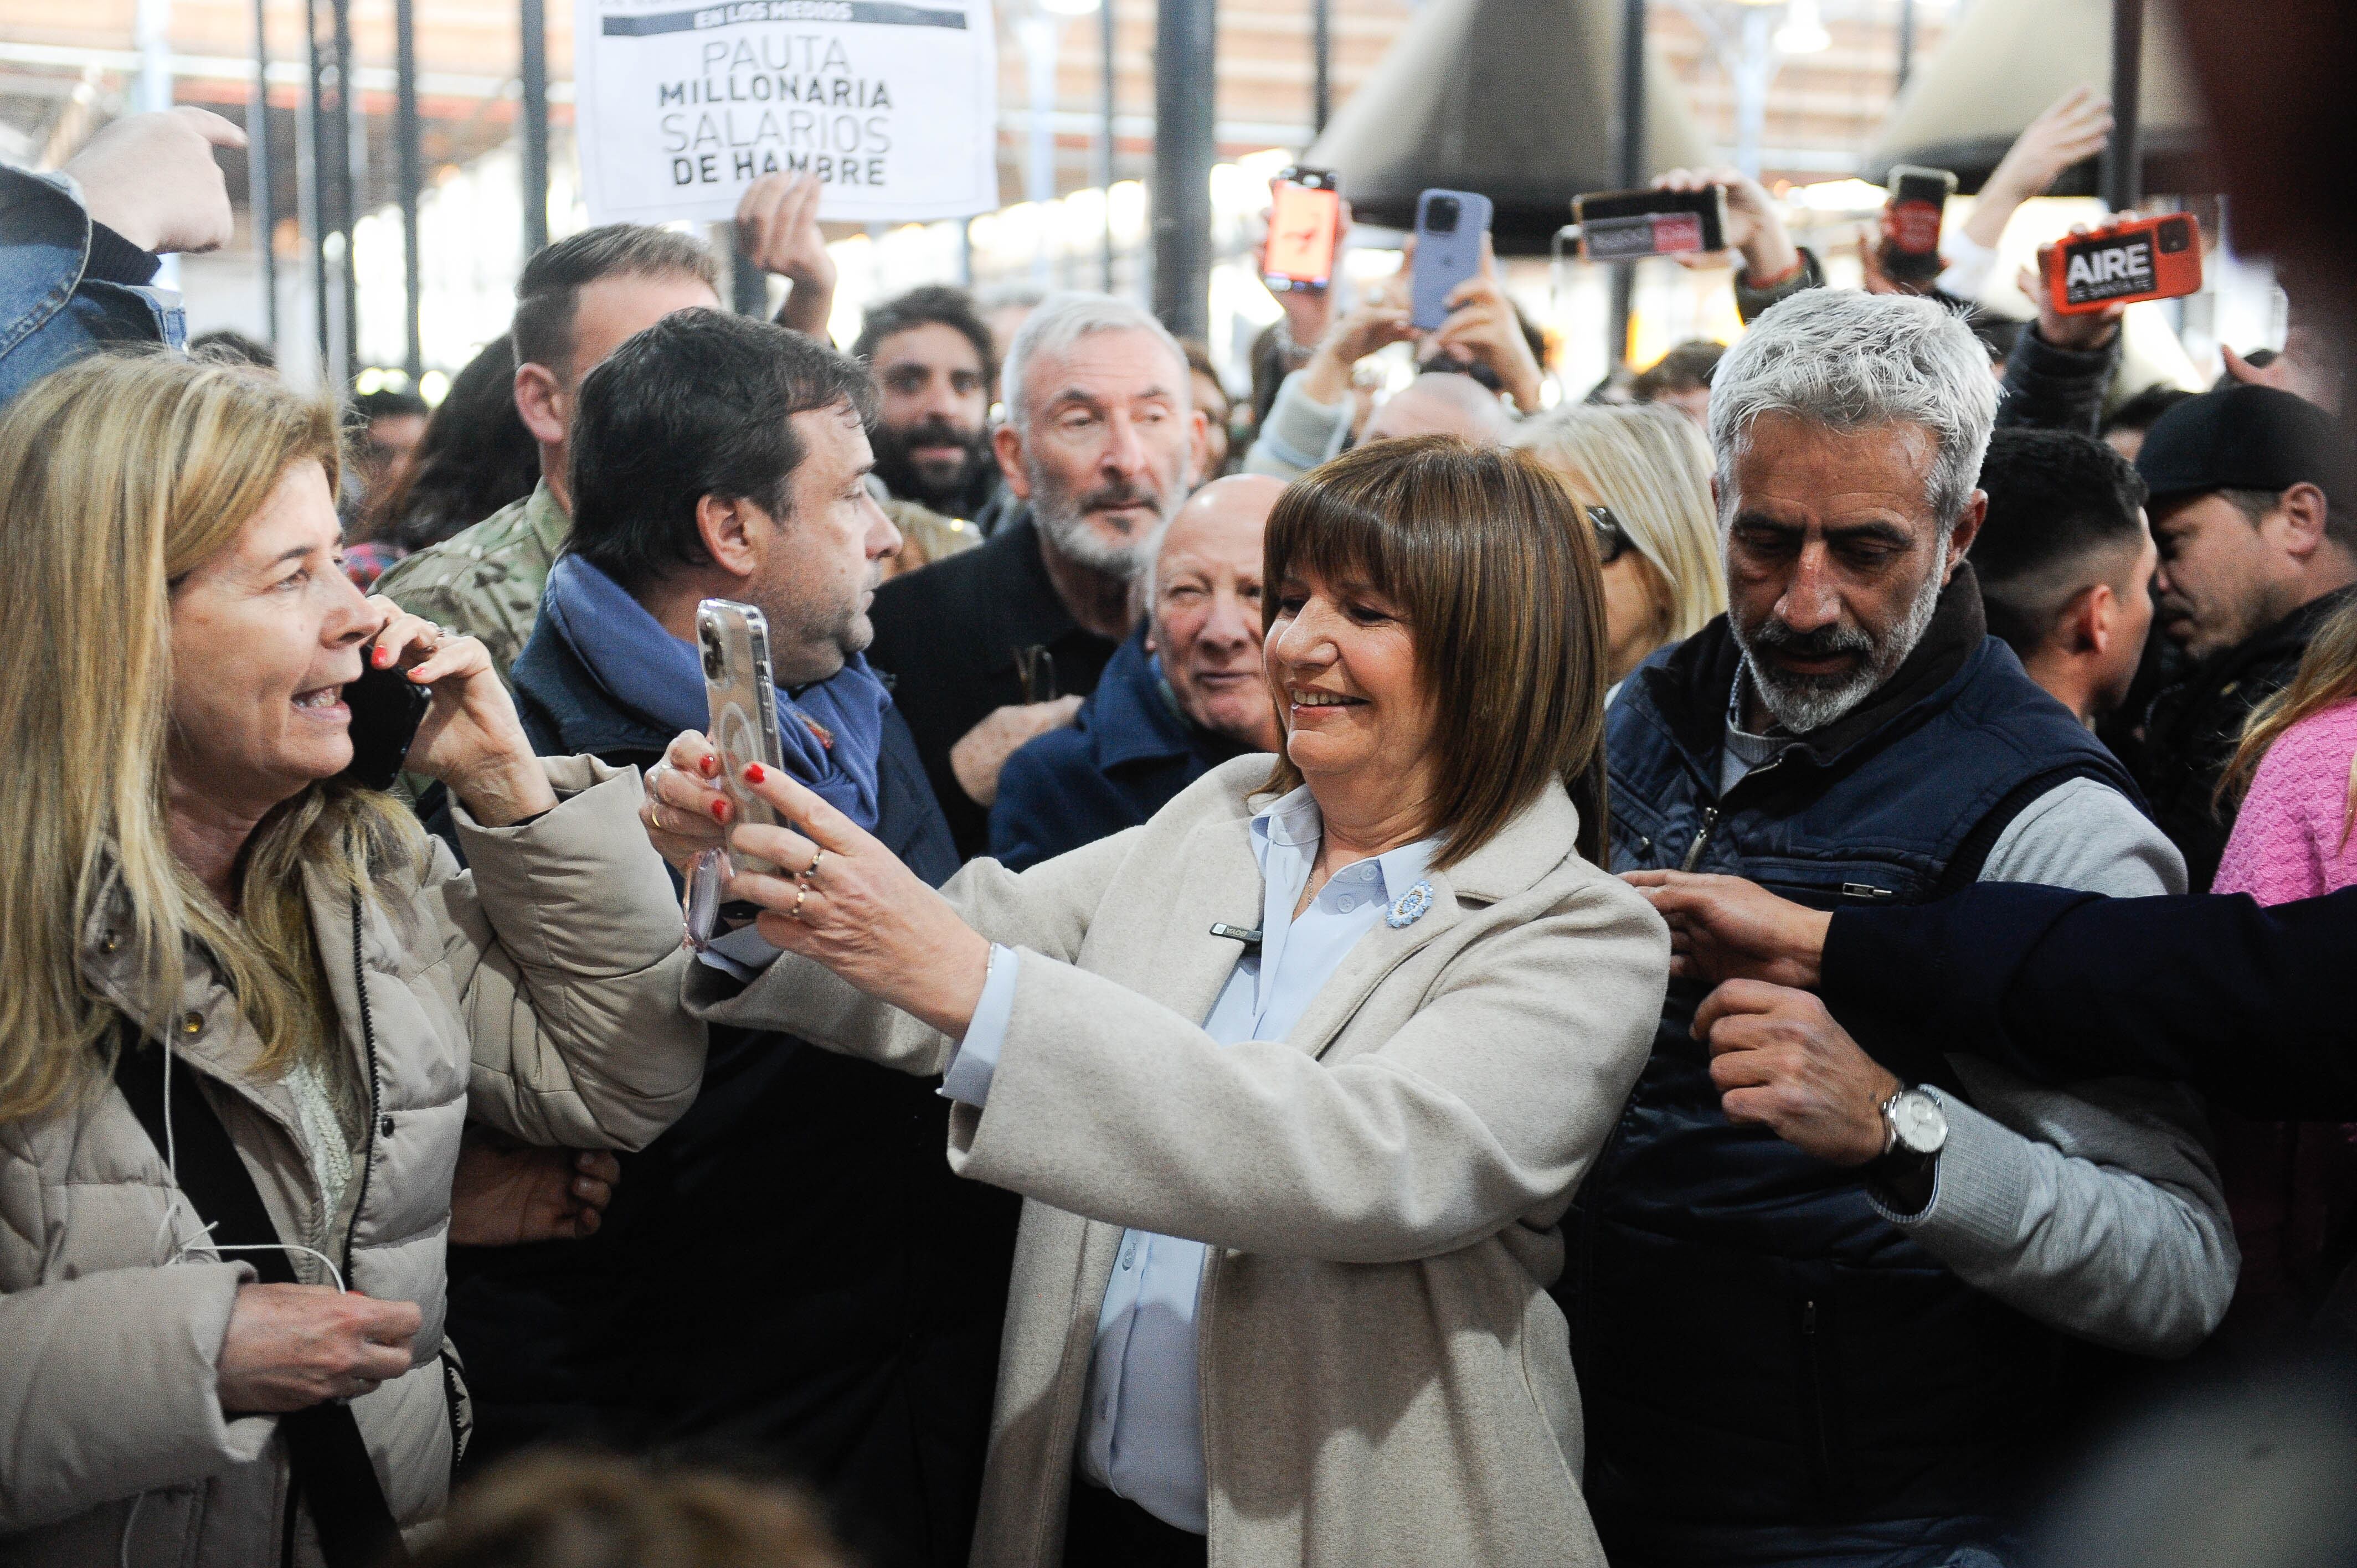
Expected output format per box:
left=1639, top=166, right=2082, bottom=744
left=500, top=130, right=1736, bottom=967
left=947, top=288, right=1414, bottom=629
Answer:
left=1410, top=189, right=1494, bottom=331
left=697, top=599, right=793, bottom=874
left=1264, top=168, right=1343, bottom=294
left=723, top=761, right=992, bottom=1040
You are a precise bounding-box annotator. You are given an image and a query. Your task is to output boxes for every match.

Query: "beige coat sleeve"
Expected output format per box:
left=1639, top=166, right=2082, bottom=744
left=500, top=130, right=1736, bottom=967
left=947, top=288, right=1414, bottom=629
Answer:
left=682, top=829, right=1143, bottom=1075
left=955, top=881, right=1667, bottom=1263
left=419, top=756, right=706, bottom=1150
left=0, top=1260, right=274, bottom=1530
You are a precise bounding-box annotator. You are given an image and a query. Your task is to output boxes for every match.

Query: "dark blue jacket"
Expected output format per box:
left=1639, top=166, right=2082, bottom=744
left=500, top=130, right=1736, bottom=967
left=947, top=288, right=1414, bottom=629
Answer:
left=867, top=509, right=1120, bottom=859
left=1567, top=572, right=2146, bottom=1564
left=1824, top=881, right=2357, bottom=1120
left=445, top=608, right=1011, bottom=1568
left=0, top=167, right=183, bottom=409
left=987, top=627, right=1252, bottom=870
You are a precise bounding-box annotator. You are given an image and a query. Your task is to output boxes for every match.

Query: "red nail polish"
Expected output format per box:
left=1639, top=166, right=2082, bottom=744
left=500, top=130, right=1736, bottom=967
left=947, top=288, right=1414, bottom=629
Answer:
left=712, top=797, right=730, bottom=823
left=698, top=755, right=718, bottom=778
left=743, top=763, right=765, bottom=785
left=373, top=646, right=388, bottom=666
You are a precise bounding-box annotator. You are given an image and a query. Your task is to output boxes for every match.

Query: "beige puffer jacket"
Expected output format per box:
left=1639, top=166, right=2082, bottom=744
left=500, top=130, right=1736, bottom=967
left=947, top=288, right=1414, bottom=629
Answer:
left=0, top=757, right=704, bottom=1568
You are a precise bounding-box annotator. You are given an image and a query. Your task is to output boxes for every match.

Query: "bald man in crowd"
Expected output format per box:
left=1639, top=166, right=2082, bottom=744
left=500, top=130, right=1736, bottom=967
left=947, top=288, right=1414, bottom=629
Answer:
left=987, top=474, right=1285, bottom=869
left=1361, top=369, right=1514, bottom=446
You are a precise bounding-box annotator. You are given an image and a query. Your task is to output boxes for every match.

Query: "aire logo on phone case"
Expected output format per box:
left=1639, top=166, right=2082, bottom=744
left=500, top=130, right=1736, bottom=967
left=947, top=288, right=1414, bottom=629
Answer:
left=2042, top=214, right=2202, bottom=314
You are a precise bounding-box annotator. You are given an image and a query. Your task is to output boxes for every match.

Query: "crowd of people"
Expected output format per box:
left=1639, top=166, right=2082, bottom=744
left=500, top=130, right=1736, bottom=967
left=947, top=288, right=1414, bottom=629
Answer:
left=2, top=19, right=2356, bottom=1567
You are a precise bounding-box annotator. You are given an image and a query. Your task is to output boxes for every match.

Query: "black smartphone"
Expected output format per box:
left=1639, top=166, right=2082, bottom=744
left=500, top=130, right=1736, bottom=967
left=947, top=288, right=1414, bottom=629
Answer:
left=1880, top=165, right=1958, bottom=283
left=338, top=656, right=431, bottom=792
left=1572, top=186, right=1729, bottom=262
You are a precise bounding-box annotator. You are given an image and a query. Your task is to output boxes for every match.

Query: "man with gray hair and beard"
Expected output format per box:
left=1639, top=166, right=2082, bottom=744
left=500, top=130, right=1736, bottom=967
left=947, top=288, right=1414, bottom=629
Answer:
left=1564, top=290, right=2236, bottom=1568
left=867, top=290, right=1206, bottom=856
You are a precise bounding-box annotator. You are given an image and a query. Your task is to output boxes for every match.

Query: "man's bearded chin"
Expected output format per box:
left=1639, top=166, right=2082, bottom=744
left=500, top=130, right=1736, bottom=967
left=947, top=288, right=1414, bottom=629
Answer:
left=871, top=419, right=991, bottom=508
left=1031, top=473, right=1175, bottom=579
left=1732, top=560, right=1944, bottom=734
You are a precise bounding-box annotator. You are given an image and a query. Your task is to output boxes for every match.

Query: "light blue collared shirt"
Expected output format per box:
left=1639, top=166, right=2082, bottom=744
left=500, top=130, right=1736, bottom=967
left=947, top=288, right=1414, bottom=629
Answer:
left=945, top=786, right=1437, bottom=1533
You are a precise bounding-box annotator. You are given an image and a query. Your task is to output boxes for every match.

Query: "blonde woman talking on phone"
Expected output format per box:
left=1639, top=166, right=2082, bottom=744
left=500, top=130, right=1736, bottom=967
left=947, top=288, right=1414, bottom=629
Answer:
left=0, top=353, right=704, bottom=1568
left=643, top=436, right=1669, bottom=1567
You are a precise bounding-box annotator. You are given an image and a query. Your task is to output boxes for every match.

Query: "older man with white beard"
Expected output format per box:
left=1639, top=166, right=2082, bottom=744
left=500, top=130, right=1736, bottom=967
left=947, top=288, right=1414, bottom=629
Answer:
left=867, top=292, right=1207, bottom=856
left=1564, top=290, right=2235, bottom=1568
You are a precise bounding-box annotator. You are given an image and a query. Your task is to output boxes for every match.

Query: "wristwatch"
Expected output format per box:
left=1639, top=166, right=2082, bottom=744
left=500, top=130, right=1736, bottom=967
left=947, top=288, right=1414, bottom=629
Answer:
left=1878, top=1085, right=1947, bottom=1176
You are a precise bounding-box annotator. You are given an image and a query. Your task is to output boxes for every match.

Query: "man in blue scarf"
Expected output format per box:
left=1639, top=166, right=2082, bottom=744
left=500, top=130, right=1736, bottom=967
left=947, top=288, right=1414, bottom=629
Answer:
left=456, top=308, right=1006, bottom=1568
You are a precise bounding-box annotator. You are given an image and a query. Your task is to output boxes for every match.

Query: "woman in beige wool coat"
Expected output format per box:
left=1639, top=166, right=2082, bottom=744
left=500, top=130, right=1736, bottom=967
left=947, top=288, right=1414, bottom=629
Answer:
left=644, top=437, right=1671, bottom=1568
left=0, top=353, right=704, bottom=1567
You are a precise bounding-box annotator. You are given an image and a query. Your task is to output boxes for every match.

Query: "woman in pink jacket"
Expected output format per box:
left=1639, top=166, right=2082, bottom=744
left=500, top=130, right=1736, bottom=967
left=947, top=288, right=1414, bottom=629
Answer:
left=2212, top=597, right=2357, bottom=1329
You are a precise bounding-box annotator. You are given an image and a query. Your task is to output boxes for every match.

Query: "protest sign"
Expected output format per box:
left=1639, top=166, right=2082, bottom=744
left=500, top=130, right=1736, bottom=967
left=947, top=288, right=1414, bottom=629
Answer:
left=577, top=0, right=1000, bottom=225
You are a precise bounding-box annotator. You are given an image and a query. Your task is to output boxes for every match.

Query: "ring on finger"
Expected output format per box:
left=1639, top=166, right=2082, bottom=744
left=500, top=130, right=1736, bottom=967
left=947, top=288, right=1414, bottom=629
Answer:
left=789, top=880, right=811, bottom=922
left=802, top=848, right=826, bottom=883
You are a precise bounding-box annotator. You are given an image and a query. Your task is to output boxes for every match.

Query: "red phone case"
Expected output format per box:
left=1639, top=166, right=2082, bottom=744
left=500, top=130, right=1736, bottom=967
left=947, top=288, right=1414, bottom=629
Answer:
left=2041, top=214, right=2204, bottom=316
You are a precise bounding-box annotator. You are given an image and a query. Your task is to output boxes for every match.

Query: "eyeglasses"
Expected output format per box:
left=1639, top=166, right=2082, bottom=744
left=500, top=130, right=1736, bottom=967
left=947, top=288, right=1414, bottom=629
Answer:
left=1586, top=506, right=1633, bottom=566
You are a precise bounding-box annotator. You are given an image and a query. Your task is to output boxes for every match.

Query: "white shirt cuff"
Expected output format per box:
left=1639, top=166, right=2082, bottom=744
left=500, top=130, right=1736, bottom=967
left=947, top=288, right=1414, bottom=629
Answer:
left=940, top=943, right=1020, bottom=1106
left=1934, top=232, right=1999, bottom=302
left=695, top=922, right=786, bottom=982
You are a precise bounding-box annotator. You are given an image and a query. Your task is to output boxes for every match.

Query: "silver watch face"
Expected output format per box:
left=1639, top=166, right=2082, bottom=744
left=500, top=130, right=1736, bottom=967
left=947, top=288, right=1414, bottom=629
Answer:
left=1890, top=1090, right=1948, bottom=1157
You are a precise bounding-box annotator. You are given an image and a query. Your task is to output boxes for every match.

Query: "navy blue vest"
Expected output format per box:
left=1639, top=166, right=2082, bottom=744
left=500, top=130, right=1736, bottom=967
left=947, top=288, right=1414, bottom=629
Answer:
left=1566, top=594, right=2143, bottom=1558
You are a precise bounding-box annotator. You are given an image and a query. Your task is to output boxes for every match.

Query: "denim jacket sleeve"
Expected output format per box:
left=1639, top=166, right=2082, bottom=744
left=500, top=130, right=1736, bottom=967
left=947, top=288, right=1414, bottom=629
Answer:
left=0, top=166, right=183, bottom=410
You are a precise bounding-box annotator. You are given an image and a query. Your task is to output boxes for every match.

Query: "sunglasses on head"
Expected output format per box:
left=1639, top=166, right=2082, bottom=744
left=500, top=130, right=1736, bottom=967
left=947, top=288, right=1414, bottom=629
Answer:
left=1586, top=506, right=1633, bottom=566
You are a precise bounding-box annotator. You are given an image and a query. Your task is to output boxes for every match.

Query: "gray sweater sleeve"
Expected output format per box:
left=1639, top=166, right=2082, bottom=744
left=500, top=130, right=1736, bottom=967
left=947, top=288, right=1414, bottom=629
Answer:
left=1241, top=369, right=1352, bottom=481
left=1867, top=776, right=2238, bottom=1356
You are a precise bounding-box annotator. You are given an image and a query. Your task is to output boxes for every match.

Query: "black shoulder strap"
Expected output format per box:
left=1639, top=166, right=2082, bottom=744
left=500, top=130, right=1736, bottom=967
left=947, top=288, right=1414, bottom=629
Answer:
left=114, top=1033, right=408, bottom=1567
left=1932, top=762, right=2119, bottom=899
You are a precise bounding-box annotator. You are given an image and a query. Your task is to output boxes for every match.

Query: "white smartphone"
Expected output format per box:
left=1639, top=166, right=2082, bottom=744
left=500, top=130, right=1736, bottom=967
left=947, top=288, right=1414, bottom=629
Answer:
left=696, top=598, right=790, bottom=877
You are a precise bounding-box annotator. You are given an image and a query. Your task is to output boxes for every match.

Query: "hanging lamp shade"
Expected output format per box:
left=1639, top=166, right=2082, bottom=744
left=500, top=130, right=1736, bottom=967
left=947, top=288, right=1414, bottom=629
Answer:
left=1861, top=0, right=2213, bottom=195
left=1304, top=0, right=1710, bottom=256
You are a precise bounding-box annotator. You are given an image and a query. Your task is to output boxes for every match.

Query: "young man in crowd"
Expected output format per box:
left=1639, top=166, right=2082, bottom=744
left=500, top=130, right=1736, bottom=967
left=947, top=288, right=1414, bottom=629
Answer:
left=451, top=308, right=1008, bottom=1568
left=1631, top=338, right=1722, bottom=429
left=352, top=385, right=430, bottom=487
left=851, top=284, right=1006, bottom=525
left=865, top=290, right=1206, bottom=857
left=987, top=473, right=1284, bottom=869
left=2131, top=382, right=2357, bottom=889
left=1970, top=426, right=2158, bottom=728
left=374, top=225, right=723, bottom=683
left=378, top=173, right=835, bottom=684
left=1571, top=289, right=2234, bottom=1568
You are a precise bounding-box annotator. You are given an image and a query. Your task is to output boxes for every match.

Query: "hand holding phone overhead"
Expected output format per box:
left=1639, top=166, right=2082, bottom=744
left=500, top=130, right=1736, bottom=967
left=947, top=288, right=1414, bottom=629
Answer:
left=1410, top=188, right=1493, bottom=331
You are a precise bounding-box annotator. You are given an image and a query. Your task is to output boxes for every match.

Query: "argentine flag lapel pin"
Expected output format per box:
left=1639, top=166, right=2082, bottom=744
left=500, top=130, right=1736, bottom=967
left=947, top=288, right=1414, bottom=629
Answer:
left=1386, top=879, right=1435, bottom=930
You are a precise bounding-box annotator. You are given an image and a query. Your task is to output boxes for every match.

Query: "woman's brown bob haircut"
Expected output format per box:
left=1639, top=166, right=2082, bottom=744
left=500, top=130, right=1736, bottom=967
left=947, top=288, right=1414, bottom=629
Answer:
left=1261, top=435, right=1613, bottom=868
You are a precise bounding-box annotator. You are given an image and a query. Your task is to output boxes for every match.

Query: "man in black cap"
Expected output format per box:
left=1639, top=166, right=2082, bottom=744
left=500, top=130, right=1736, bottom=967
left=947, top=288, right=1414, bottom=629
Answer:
left=2133, top=383, right=2356, bottom=888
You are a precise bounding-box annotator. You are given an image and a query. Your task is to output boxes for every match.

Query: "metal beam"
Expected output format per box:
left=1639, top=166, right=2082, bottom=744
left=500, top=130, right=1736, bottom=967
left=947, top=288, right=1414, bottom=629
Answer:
left=0, top=40, right=577, bottom=104
left=2101, top=0, right=2142, bottom=212
left=250, top=0, right=277, bottom=348
left=1100, top=0, right=1117, bottom=291
left=395, top=0, right=421, bottom=377
left=521, top=0, right=550, bottom=259
left=1608, top=0, right=1645, bottom=367
left=1311, top=0, right=1330, bottom=133
left=1151, top=0, right=1216, bottom=338
left=301, top=0, right=331, bottom=379
left=730, top=226, right=767, bottom=314
left=335, top=0, right=360, bottom=378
